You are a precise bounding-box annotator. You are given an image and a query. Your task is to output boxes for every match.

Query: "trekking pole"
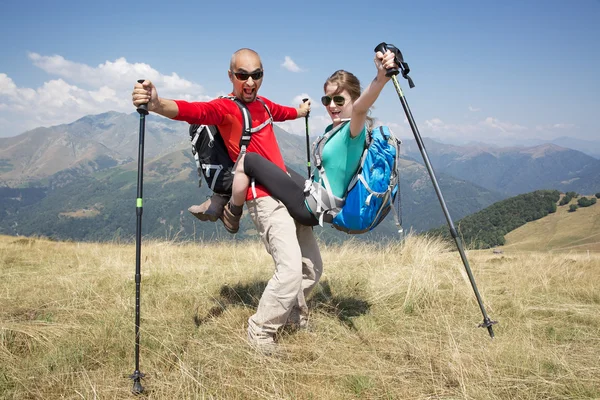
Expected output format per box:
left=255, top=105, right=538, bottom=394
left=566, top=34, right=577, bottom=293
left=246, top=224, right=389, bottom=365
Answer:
left=130, top=79, right=147, bottom=393
left=302, top=98, right=311, bottom=178
left=375, top=43, right=497, bottom=338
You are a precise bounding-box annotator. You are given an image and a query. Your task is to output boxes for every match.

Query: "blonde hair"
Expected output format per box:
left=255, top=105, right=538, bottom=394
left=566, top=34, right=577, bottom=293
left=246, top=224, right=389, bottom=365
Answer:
left=323, top=70, right=375, bottom=131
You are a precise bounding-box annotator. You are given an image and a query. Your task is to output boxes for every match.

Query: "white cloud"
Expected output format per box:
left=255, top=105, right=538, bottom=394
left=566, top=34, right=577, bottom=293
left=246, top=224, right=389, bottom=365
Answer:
left=278, top=113, right=331, bottom=138
left=27, top=52, right=204, bottom=99
left=277, top=94, right=329, bottom=136
left=292, top=94, right=311, bottom=107
left=377, top=121, right=411, bottom=139
left=534, top=123, right=577, bottom=132
left=281, top=56, right=304, bottom=73
left=552, top=123, right=576, bottom=129
left=482, top=117, right=526, bottom=133
left=0, top=54, right=212, bottom=137
left=468, top=105, right=480, bottom=112
left=414, top=116, right=534, bottom=144
left=425, top=118, right=445, bottom=130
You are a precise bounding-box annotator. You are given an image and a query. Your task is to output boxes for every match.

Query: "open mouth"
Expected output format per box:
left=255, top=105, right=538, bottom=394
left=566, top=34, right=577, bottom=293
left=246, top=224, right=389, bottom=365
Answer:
left=243, top=88, right=255, bottom=96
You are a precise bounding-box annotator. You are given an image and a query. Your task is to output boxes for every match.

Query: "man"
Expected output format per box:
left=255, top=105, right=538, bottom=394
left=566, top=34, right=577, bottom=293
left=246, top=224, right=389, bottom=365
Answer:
left=132, top=48, right=322, bottom=354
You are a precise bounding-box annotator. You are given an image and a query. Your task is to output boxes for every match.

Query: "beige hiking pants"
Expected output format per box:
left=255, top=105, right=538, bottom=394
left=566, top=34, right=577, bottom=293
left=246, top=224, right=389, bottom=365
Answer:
left=246, top=196, right=323, bottom=341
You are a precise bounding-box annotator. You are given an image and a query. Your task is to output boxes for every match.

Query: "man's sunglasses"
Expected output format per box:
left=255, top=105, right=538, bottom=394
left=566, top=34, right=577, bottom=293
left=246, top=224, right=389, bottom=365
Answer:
left=321, top=95, right=346, bottom=107
left=233, top=70, right=264, bottom=81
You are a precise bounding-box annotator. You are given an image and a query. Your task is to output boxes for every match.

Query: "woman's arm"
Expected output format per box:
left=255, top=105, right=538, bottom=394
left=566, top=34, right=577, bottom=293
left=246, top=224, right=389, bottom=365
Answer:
left=349, top=50, right=398, bottom=137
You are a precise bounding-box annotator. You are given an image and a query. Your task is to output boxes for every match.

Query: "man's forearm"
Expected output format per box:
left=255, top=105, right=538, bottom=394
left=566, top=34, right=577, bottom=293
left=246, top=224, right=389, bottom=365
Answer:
left=153, top=98, right=179, bottom=119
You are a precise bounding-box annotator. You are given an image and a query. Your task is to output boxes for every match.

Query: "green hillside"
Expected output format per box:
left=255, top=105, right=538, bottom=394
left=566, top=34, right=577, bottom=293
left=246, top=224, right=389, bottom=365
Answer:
left=0, top=153, right=504, bottom=244
left=502, top=194, right=600, bottom=252
left=0, top=113, right=506, bottom=244
left=426, top=190, right=561, bottom=249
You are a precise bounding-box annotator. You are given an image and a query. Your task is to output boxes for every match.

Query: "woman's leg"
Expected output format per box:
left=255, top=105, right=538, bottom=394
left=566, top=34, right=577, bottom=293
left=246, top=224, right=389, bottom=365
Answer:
left=244, top=153, right=318, bottom=226
left=217, top=156, right=249, bottom=234
left=231, top=155, right=250, bottom=208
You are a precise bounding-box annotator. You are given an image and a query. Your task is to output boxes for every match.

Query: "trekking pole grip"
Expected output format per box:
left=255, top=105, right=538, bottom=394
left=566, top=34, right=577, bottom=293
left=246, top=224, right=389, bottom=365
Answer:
left=302, top=97, right=310, bottom=118
left=136, top=79, right=149, bottom=115
left=302, top=98, right=311, bottom=178
left=374, top=42, right=400, bottom=78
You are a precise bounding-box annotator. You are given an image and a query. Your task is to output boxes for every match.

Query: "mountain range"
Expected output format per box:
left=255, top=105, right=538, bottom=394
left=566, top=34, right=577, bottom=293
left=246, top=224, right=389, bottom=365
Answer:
left=401, top=137, right=600, bottom=196
left=0, top=111, right=598, bottom=243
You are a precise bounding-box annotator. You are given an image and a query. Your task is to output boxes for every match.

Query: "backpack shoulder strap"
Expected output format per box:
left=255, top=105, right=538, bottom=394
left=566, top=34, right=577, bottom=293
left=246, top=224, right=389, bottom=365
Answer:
left=221, top=96, right=274, bottom=151
left=312, top=119, right=350, bottom=170
left=252, top=97, right=273, bottom=133
left=306, top=119, right=352, bottom=224
left=221, top=96, right=270, bottom=199
left=220, top=96, right=252, bottom=153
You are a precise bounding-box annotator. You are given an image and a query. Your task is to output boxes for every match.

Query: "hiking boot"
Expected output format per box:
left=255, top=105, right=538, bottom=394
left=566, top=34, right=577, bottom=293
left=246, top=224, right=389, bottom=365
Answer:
left=220, top=203, right=242, bottom=234
left=188, top=193, right=230, bottom=222
left=286, top=308, right=310, bottom=332
left=247, top=330, right=278, bottom=356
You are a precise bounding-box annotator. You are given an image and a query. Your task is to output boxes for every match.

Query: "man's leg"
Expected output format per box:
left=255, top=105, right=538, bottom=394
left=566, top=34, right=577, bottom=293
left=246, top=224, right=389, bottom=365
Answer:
left=289, top=223, right=323, bottom=328
left=246, top=196, right=303, bottom=344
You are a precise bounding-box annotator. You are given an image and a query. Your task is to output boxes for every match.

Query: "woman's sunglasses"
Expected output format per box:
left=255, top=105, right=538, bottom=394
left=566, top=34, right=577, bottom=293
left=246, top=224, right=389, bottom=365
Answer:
left=233, top=70, right=264, bottom=81
left=321, top=95, right=346, bottom=107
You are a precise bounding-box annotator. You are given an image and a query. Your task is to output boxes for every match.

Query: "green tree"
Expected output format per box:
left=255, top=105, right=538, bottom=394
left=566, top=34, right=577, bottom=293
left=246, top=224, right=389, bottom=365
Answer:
left=577, top=197, right=596, bottom=207
left=426, top=190, right=561, bottom=249
left=569, top=204, right=578, bottom=212
left=595, top=193, right=600, bottom=199
left=559, top=192, right=575, bottom=206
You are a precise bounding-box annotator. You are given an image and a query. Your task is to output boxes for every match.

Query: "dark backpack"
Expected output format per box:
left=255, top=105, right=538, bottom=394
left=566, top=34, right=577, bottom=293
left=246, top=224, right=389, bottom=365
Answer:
left=188, top=96, right=272, bottom=195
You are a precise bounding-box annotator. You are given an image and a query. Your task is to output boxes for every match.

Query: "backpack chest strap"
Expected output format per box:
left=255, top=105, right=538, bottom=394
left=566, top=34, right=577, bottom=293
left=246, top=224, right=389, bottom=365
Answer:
left=224, top=96, right=273, bottom=152
left=225, top=96, right=273, bottom=200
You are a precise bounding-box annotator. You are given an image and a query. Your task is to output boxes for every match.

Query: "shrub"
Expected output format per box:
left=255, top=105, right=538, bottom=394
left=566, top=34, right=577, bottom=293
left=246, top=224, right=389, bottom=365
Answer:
left=569, top=204, right=578, bottom=212
left=560, top=191, right=579, bottom=206
left=577, top=197, right=596, bottom=207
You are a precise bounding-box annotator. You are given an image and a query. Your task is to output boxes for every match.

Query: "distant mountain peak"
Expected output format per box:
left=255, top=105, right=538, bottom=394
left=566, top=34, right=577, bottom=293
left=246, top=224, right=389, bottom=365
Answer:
left=521, top=143, right=566, bottom=158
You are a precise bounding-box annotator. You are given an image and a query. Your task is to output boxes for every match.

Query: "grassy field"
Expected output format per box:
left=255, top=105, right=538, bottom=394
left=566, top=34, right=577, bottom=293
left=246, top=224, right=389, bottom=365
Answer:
left=1, top=233, right=599, bottom=399
left=503, top=197, right=600, bottom=253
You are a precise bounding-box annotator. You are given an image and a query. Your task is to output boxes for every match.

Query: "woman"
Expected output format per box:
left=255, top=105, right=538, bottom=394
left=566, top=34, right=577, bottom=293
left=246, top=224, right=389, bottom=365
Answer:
left=217, top=50, right=399, bottom=233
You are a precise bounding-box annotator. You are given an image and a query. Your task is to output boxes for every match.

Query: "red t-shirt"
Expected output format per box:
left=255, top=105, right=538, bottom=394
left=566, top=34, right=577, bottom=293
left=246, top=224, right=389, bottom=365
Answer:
left=173, top=96, right=297, bottom=200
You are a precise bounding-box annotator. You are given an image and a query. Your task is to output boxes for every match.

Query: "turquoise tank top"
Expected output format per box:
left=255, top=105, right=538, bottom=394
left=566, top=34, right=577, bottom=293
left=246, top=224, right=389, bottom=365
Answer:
left=314, top=121, right=366, bottom=198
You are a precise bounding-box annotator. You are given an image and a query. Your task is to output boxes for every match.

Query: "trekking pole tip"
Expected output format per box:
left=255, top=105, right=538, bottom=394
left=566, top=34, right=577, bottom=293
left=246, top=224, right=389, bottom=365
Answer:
left=130, top=370, right=145, bottom=394
left=132, top=381, right=144, bottom=395
left=136, top=79, right=149, bottom=115
left=479, top=317, right=498, bottom=339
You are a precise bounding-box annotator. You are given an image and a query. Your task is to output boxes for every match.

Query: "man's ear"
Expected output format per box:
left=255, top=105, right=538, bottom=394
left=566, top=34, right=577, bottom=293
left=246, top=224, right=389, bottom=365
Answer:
left=228, top=70, right=233, bottom=83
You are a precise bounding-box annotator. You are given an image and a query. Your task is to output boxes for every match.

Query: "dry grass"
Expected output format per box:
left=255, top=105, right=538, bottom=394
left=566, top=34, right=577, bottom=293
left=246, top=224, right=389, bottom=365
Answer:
left=1, top=233, right=599, bottom=399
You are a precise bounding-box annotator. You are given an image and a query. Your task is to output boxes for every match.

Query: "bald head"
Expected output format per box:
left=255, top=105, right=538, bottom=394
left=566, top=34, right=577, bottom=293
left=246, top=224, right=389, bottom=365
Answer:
left=229, top=48, right=264, bottom=103
left=230, top=48, right=263, bottom=71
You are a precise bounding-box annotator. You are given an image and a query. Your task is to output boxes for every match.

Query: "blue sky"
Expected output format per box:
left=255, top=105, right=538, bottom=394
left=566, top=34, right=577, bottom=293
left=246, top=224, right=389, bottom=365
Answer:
left=0, top=0, right=598, bottom=146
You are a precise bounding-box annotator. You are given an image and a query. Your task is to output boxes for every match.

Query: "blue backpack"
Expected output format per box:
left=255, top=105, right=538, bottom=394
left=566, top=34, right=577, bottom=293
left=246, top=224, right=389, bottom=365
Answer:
left=309, top=123, right=403, bottom=234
